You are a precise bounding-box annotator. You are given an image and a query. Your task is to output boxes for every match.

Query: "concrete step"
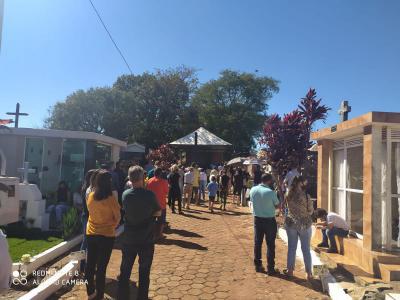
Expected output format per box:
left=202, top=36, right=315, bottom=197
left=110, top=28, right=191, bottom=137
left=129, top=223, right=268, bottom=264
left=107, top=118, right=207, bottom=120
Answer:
left=379, top=263, right=400, bottom=282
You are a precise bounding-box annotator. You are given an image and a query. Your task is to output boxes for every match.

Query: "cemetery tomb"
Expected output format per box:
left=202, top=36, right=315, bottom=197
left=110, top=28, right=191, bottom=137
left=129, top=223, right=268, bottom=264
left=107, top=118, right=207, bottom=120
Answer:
left=312, top=111, right=400, bottom=280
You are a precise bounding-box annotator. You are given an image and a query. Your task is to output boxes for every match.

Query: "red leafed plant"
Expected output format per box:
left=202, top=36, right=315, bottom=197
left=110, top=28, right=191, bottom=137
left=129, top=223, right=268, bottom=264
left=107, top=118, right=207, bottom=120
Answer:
left=147, top=144, right=178, bottom=169
left=260, top=88, right=330, bottom=190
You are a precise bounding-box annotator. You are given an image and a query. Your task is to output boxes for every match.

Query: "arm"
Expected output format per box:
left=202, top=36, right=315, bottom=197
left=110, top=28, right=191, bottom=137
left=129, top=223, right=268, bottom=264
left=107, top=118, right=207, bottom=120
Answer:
left=111, top=196, right=121, bottom=227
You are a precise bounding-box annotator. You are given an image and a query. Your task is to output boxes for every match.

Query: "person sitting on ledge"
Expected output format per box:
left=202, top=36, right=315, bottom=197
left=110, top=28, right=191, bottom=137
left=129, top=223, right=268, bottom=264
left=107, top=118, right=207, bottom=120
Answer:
left=314, top=208, right=350, bottom=253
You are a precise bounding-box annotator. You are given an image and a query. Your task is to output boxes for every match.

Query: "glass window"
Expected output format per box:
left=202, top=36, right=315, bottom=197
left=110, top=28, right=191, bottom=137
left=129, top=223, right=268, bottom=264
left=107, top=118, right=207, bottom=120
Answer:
left=333, top=149, right=345, bottom=188
left=347, top=146, right=363, bottom=190
left=392, top=142, right=400, bottom=195
left=392, top=197, right=399, bottom=247
left=41, top=138, right=63, bottom=196
left=60, top=140, right=86, bottom=193
left=24, top=138, right=44, bottom=186
left=332, top=189, right=345, bottom=218
left=347, top=192, right=363, bottom=234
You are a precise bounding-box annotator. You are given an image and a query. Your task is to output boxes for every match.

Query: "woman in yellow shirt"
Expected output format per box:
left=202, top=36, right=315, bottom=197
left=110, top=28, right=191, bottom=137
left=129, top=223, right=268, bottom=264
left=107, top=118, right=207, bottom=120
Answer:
left=85, top=170, right=121, bottom=300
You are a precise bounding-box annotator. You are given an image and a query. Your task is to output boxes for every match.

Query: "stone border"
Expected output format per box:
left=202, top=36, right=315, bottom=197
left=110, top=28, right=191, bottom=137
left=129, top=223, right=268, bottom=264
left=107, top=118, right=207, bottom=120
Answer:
left=278, top=227, right=351, bottom=300
left=18, top=260, right=80, bottom=300
left=12, top=234, right=83, bottom=276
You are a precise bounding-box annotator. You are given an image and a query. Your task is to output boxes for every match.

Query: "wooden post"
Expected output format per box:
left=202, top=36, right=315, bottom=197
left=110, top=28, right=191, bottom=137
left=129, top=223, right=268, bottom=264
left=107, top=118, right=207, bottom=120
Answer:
left=363, top=125, right=382, bottom=250
left=317, top=140, right=332, bottom=209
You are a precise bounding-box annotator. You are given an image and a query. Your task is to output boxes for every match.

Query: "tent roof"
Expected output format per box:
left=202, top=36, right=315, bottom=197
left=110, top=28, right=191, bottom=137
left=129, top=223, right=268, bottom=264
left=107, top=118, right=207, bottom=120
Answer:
left=170, top=127, right=231, bottom=146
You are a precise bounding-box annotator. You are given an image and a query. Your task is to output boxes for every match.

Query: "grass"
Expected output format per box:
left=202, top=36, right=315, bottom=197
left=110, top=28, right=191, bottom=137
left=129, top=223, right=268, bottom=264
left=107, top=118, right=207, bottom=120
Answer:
left=7, top=236, right=63, bottom=262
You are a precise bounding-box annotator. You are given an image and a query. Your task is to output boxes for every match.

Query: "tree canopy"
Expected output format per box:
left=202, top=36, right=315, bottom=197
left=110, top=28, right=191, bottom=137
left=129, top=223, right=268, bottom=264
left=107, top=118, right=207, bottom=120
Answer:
left=192, top=70, right=279, bottom=153
left=45, top=67, right=279, bottom=151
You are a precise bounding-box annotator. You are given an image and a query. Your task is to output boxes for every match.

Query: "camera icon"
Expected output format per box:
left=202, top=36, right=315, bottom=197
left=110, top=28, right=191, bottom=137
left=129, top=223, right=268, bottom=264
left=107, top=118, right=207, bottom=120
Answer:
left=12, top=270, right=28, bottom=286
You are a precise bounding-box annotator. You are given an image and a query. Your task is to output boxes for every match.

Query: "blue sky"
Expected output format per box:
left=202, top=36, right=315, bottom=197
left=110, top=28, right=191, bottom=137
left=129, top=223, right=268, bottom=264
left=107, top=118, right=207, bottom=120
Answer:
left=0, top=0, right=399, bottom=130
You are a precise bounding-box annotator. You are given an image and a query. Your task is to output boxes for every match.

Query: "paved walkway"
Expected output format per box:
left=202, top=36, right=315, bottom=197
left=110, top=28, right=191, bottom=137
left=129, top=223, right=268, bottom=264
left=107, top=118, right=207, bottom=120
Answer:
left=57, top=201, right=328, bottom=300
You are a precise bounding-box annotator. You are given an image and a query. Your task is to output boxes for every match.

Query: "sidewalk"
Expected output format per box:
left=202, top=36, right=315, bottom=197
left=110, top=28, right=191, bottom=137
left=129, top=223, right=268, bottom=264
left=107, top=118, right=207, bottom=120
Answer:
left=55, top=201, right=328, bottom=300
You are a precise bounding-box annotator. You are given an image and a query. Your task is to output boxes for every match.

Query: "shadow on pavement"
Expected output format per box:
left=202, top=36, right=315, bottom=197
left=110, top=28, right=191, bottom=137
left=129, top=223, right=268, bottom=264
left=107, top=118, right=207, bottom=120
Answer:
left=157, top=238, right=208, bottom=251
left=165, top=227, right=203, bottom=238
left=104, top=278, right=138, bottom=300
left=180, top=213, right=210, bottom=221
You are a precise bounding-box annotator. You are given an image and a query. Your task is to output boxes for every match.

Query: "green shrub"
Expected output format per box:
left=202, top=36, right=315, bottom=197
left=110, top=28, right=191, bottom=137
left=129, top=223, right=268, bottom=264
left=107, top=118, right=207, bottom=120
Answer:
left=62, top=207, right=81, bottom=240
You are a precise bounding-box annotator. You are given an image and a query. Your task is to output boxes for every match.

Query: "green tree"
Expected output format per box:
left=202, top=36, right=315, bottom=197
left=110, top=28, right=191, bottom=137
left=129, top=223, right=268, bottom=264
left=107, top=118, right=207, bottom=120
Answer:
left=45, top=67, right=199, bottom=147
left=191, top=70, right=279, bottom=153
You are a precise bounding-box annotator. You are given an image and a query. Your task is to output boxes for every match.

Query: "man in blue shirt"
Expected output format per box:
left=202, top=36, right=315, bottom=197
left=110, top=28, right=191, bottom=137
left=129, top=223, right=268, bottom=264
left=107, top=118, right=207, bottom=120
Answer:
left=250, top=173, right=280, bottom=274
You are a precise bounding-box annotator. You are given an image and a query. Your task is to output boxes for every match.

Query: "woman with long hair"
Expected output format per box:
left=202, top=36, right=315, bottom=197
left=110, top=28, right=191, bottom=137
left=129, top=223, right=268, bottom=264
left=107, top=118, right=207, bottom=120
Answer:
left=284, top=176, right=314, bottom=280
left=85, top=170, right=121, bottom=300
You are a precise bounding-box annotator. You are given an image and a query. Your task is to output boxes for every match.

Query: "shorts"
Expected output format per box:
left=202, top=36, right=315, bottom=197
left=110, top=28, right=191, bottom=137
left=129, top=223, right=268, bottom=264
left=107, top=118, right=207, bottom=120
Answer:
left=156, top=209, right=167, bottom=224
left=209, top=196, right=216, bottom=202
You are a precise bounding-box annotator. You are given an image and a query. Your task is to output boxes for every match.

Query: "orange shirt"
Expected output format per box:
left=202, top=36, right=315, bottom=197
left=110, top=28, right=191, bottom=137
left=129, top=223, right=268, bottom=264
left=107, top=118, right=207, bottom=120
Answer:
left=86, top=192, right=121, bottom=237
left=146, top=177, right=169, bottom=209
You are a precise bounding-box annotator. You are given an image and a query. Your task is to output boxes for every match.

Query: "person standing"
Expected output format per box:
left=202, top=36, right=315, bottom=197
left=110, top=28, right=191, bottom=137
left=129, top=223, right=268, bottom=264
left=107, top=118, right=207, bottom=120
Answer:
left=284, top=176, right=313, bottom=280
left=191, top=163, right=200, bottom=205
left=168, top=165, right=182, bottom=214
left=233, top=169, right=244, bottom=206
left=183, top=167, right=194, bottom=209
left=253, top=165, right=263, bottom=186
left=219, top=170, right=230, bottom=211
left=207, top=176, right=218, bottom=213
left=85, top=170, right=121, bottom=300
left=117, top=166, right=161, bottom=300
left=250, top=174, right=280, bottom=275
left=199, top=168, right=207, bottom=201
left=147, top=168, right=169, bottom=240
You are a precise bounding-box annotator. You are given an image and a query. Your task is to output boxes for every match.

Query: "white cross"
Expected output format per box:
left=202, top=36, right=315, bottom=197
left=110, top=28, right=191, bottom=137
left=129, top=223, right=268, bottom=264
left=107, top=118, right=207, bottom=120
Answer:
left=18, top=162, right=36, bottom=184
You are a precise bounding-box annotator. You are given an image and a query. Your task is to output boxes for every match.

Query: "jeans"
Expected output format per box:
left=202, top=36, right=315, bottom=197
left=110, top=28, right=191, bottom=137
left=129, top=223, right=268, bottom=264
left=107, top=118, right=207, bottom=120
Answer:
left=85, top=235, right=115, bottom=299
left=170, top=191, right=182, bottom=213
left=322, top=227, right=349, bottom=250
left=199, top=180, right=207, bottom=200
left=220, top=188, right=228, bottom=208
left=285, top=225, right=312, bottom=274
left=47, top=203, right=69, bottom=225
left=117, top=243, right=154, bottom=300
left=254, top=217, right=277, bottom=271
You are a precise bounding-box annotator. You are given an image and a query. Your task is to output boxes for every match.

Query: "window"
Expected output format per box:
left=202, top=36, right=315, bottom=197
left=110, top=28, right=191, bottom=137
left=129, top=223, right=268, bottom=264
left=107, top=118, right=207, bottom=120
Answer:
left=332, top=137, right=364, bottom=234
left=391, top=142, right=400, bottom=247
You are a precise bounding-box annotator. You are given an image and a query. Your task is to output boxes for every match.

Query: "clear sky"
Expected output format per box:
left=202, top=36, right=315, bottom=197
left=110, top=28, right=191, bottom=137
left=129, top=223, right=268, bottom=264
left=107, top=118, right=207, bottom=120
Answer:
left=0, top=0, right=399, bottom=130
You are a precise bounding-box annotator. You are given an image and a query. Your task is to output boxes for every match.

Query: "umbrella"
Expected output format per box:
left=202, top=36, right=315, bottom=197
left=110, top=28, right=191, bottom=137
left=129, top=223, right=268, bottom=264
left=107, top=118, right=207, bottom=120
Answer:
left=243, top=159, right=261, bottom=165
left=226, top=157, right=245, bottom=166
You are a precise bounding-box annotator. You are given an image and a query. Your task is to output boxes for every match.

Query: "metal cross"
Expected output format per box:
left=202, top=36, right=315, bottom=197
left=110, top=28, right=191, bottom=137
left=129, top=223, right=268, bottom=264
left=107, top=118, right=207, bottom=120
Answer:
left=18, top=162, right=36, bottom=184
left=6, top=103, right=29, bottom=128
left=338, top=100, right=351, bottom=122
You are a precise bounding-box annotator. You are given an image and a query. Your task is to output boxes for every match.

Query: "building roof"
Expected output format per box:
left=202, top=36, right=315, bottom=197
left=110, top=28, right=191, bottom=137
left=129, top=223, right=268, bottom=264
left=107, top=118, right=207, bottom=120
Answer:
left=0, top=127, right=127, bottom=147
left=311, top=111, right=400, bottom=141
left=170, top=127, right=231, bottom=146
left=123, top=142, right=145, bottom=153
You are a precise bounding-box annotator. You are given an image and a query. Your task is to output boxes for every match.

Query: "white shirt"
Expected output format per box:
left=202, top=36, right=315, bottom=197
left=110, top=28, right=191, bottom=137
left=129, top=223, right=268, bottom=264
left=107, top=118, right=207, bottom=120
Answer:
left=200, top=172, right=207, bottom=182
left=327, top=212, right=350, bottom=231
left=184, top=171, right=194, bottom=185
left=284, top=169, right=300, bottom=188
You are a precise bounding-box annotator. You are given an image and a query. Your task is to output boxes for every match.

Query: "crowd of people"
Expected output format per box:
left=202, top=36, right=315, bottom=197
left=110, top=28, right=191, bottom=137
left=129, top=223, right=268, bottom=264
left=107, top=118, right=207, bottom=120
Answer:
left=75, top=160, right=265, bottom=300
left=250, top=162, right=350, bottom=280
left=43, top=158, right=351, bottom=299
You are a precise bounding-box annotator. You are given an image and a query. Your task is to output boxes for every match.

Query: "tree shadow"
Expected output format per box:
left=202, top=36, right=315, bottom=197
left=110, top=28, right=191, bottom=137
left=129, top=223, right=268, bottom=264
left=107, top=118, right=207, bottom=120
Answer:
left=165, top=227, right=203, bottom=238
left=104, top=278, right=139, bottom=300
left=157, top=238, right=208, bottom=251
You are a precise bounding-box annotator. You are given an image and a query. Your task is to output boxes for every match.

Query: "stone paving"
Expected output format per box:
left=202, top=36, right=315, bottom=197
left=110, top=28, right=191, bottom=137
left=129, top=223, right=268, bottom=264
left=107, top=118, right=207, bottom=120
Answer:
left=56, top=200, right=328, bottom=300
